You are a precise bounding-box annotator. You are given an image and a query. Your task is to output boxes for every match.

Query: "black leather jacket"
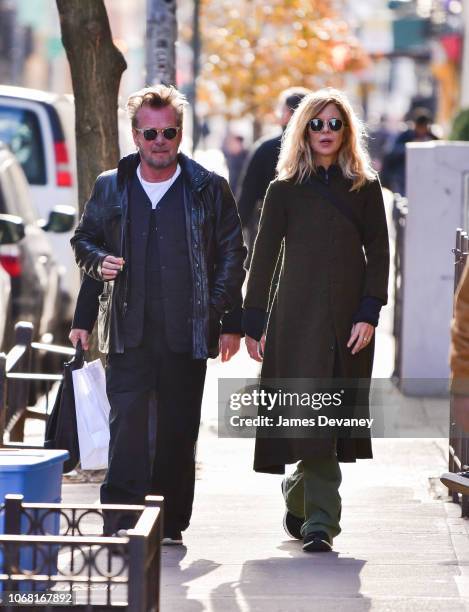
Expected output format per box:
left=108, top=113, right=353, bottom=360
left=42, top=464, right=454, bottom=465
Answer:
left=70, top=152, right=246, bottom=358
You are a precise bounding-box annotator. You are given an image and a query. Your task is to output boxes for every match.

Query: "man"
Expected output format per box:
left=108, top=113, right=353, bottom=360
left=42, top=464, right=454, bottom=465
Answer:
left=69, top=85, right=246, bottom=544
left=222, top=133, right=248, bottom=195
left=441, top=258, right=469, bottom=495
left=237, top=87, right=309, bottom=265
left=381, top=107, right=438, bottom=196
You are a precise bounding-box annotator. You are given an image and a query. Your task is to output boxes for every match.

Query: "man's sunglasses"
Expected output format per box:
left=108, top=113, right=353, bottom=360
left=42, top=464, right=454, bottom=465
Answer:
left=308, top=118, right=344, bottom=132
left=134, top=126, right=181, bottom=141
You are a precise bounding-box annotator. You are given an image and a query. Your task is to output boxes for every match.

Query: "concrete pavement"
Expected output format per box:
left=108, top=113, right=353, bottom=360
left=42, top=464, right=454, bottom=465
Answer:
left=49, top=326, right=469, bottom=612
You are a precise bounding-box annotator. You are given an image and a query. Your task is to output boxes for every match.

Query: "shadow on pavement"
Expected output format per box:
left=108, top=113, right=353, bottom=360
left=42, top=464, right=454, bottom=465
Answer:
left=208, top=547, right=369, bottom=612
left=161, top=546, right=221, bottom=611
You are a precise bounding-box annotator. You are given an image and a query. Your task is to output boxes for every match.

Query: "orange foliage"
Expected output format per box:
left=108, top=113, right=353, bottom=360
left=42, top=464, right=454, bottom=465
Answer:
left=199, top=0, right=368, bottom=120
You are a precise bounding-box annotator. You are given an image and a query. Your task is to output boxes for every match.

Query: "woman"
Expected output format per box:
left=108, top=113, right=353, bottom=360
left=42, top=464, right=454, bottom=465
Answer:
left=243, top=88, right=389, bottom=553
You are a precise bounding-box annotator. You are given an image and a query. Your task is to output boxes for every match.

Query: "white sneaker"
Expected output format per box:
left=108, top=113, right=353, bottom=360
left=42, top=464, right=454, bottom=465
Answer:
left=114, top=529, right=128, bottom=537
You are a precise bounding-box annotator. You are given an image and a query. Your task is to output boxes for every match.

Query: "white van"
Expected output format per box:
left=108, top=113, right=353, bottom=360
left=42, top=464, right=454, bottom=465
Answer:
left=0, top=85, right=135, bottom=324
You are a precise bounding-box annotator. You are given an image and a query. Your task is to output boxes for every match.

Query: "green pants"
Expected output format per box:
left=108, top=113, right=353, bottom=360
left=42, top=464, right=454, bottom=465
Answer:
left=282, top=456, right=342, bottom=539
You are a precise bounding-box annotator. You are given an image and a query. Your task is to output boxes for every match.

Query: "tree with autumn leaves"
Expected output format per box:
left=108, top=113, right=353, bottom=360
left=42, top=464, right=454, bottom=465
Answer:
left=198, top=0, right=368, bottom=130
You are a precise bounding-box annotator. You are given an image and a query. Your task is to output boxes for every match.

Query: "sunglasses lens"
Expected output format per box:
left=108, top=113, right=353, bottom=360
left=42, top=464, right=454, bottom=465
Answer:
left=309, top=119, right=323, bottom=132
left=163, top=128, right=178, bottom=140
left=330, top=119, right=343, bottom=131
left=143, top=129, right=157, bottom=141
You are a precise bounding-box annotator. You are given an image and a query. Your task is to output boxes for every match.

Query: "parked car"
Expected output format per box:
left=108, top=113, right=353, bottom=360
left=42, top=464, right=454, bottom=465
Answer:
left=0, top=85, right=135, bottom=326
left=0, top=214, right=24, bottom=351
left=0, top=142, right=75, bottom=346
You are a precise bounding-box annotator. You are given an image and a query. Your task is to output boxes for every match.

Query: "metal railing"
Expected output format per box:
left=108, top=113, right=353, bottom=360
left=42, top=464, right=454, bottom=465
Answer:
left=392, top=193, right=408, bottom=381
left=0, top=322, right=74, bottom=447
left=0, top=493, right=163, bottom=611
left=448, top=228, right=469, bottom=516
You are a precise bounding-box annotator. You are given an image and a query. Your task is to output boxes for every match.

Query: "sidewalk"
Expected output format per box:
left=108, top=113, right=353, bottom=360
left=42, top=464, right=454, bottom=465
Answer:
left=29, top=189, right=469, bottom=609
left=55, top=327, right=469, bottom=612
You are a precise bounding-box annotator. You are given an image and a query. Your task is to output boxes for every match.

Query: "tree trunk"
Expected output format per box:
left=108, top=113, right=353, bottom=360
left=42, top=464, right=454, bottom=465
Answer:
left=56, top=0, right=127, bottom=360
left=146, top=0, right=177, bottom=85
left=56, top=0, right=127, bottom=217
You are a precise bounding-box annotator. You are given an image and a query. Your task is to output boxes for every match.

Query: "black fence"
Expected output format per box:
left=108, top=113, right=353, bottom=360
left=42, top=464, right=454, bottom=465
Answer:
left=0, top=325, right=164, bottom=608
left=0, top=493, right=163, bottom=611
left=0, top=321, right=74, bottom=446
left=448, top=228, right=469, bottom=516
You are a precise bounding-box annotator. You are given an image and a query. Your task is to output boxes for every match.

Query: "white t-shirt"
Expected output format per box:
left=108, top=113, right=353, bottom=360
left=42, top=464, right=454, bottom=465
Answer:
left=136, top=163, right=182, bottom=209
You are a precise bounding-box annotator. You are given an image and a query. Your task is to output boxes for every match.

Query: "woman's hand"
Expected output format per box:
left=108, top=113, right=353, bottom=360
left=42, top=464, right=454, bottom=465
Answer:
left=347, top=322, right=374, bottom=355
left=245, top=334, right=266, bottom=362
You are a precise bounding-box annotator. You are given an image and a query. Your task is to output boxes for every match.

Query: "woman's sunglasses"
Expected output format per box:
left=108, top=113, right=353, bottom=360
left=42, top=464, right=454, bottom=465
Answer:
left=134, top=126, right=181, bottom=141
left=308, top=118, right=344, bottom=132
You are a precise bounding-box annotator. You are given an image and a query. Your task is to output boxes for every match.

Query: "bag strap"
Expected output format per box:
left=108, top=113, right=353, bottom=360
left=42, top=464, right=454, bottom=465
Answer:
left=307, top=176, right=364, bottom=243
left=69, top=339, right=85, bottom=370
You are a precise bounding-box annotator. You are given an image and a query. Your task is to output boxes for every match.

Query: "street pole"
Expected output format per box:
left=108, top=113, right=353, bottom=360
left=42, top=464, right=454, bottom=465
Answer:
left=461, top=0, right=469, bottom=107
left=146, top=0, right=177, bottom=85
left=191, top=0, right=201, bottom=152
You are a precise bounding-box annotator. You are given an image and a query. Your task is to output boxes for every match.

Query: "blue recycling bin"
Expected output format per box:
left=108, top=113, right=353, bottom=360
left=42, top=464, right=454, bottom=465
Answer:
left=0, top=448, right=69, bottom=589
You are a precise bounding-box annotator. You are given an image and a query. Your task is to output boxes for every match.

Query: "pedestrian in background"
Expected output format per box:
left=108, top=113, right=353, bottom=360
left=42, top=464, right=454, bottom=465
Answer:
left=69, top=84, right=246, bottom=544
left=222, top=133, right=248, bottom=195
left=237, top=87, right=310, bottom=266
left=243, top=88, right=389, bottom=552
left=367, top=114, right=393, bottom=173
left=381, top=107, right=438, bottom=195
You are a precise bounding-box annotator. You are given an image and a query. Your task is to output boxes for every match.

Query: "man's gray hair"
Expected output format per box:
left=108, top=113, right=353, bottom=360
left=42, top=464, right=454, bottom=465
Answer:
left=126, top=84, right=188, bottom=128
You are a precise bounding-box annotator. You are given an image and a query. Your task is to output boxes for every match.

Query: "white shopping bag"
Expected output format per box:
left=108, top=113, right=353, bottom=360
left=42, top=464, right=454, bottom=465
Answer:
left=72, top=359, right=111, bottom=470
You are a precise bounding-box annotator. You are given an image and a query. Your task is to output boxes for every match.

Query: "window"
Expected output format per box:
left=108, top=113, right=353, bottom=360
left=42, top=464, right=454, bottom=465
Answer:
left=0, top=106, right=46, bottom=185
left=0, top=156, right=38, bottom=225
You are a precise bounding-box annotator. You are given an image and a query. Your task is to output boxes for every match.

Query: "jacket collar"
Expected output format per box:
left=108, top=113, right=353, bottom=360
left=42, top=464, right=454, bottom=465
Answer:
left=117, top=151, right=212, bottom=192
left=316, top=164, right=340, bottom=178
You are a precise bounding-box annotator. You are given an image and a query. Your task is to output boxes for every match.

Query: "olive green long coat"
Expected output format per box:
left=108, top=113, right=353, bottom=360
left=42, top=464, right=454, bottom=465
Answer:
left=244, top=168, right=390, bottom=474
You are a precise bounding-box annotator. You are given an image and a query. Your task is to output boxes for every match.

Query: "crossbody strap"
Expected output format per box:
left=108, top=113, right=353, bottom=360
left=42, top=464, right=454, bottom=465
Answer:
left=307, top=176, right=364, bottom=243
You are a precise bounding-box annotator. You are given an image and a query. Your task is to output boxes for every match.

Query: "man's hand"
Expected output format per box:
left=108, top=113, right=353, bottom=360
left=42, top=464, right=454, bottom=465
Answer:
left=219, top=334, right=241, bottom=362
left=347, top=322, right=374, bottom=355
left=69, top=329, right=90, bottom=351
left=101, top=255, right=125, bottom=281
left=245, top=334, right=265, bottom=362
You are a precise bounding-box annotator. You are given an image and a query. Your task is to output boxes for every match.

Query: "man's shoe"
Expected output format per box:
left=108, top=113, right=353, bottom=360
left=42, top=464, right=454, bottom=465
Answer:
left=281, top=480, right=303, bottom=540
left=441, top=471, right=469, bottom=495
left=162, top=530, right=183, bottom=546
left=302, top=531, right=332, bottom=553
left=109, top=529, right=128, bottom=556
left=115, top=529, right=128, bottom=537
left=283, top=511, right=303, bottom=540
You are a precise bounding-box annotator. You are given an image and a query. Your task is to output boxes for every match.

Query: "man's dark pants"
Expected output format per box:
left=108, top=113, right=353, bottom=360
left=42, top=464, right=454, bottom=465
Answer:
left=100, top=314, right=207, bottom=535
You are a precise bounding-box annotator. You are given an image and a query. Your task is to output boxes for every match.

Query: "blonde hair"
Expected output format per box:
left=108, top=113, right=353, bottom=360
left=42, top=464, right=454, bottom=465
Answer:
left=277, top=88, right=376, bottom=191
left=126, top=85, right=188, bottom=128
